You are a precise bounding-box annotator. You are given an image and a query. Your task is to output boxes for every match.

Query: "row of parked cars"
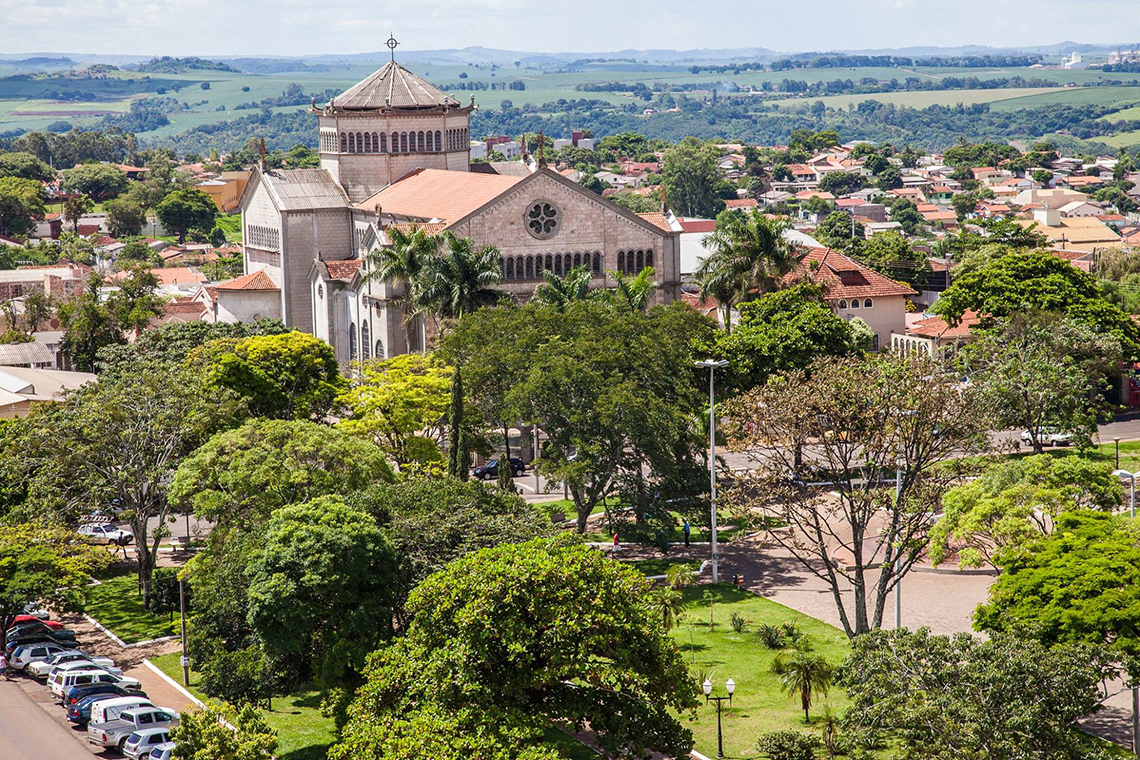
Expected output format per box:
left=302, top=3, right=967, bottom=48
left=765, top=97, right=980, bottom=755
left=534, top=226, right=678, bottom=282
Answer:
left=6, top=614, right=178, bottom=759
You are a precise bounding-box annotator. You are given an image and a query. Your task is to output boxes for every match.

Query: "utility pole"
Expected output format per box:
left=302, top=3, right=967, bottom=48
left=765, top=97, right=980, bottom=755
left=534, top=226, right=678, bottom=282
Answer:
left=179, top=577, right=189, bottom=686
left=696, top=359, right=729, bottom=584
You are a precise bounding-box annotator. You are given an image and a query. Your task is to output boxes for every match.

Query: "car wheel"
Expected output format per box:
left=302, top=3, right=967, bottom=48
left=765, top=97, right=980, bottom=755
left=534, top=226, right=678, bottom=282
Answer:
left=514, top=468, right=524, bottom=477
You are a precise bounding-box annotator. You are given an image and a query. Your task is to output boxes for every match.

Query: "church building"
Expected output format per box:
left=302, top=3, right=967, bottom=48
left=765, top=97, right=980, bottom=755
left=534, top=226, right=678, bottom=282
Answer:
left=238, top=45, right=681, bottom=364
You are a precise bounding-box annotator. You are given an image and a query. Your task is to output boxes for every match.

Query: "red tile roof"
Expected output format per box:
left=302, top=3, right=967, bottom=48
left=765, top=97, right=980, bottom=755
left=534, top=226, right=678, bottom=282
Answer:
left=724, top=198, right=759, bottom=209
left=355, top=168, right=522, bottom=223
left=907, top=310, right=980, bottom=339
left=324, top=259, right=362, bottom=279
left=789, top=248, right=916, bottom=299
left=214, top=270, right=279, bottom=291
left=677, top=218, right=717, bottom=234
left=635, top=212, right=673, bottom=232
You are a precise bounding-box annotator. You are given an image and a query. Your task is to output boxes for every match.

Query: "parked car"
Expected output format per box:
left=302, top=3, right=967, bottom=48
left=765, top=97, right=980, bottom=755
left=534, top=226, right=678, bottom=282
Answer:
left=11, top=614, right=62, bottom=629
left=21, top=603, right=50, bottom=620
left=88, top=706, right=178, bottom=752
left=68, top=693, right=150, bottom=727
left=50, top=666, right=138, bottom=700
left=148, top=743, right=176, bottom=760
left=78, top=523, right=133, bottom=545
left=87, top=695, right=153, bottom=727
left=10, top=641, right=68, bottom=671
left=1021, top=429, right=1073, bottom=447
left=123, top=727, right=174, bottom=760
left=27, top=650, right=118, bottom=679
left=64, top=673, right=143, bottom=705
left=472, top=457, right=526, bottom=480
left=6, top=633, right=77, bottom=658
left=7, top=620, right=75, bottom=639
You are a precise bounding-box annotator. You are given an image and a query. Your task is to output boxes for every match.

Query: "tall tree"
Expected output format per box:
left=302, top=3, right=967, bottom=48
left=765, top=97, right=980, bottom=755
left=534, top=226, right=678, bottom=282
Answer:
left=61, top=193, right=94, bottom=232
left=58, top=272, right=122, bottom=372
left=663, top=137, right=726, bottom=218
left=365, top=224, right=440, bottom=348
left=155, top=188, right=218, bottom=243
left=104, top=197, right=146, bottom=238
left=531, top=265, right=593, bottom=309
left=414, top=231, right=504, bottom=321
left=609, top=266, right=657, bottom=311
left=447, top=366, right=469, bottom=479
left=0, top=176, right=47, bottom=236
left=331, top=540, right=700, bottom=760
left=170, top=704, right=277, bottom=760
left=696, top=209, right=801, bottom=331
left=62, top=163, right=128, bottom=201
left=723, top=355, right=986, bottom=637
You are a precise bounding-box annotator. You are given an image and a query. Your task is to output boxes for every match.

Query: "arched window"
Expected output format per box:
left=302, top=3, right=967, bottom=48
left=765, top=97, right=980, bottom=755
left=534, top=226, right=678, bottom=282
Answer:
left=838, top=300, right=848, bottom=309
left=373, top=132, right=380, bottom=152
left=380, top=132, right=387, bottom=152
left=340, top=133, right=347, bottom=152
left=349, top=323, right=358, bottom=361
left=646, top=251, right=654, bottom=269
left=864, top=298, right=873, bottom=308
left=592, top=252, right=601, bottom=273
left=564, top=253, right=573, bottom=272
left=364, top=133, right=372, bottom=153
left=849, top=299, right=860, bottom=309
left=506, top=258, right=515, bottom=279
left=375, top=340, right=385, bottom=360
left=573, top=253, right=582, bottom=268
left=419, top=131, right=426, bottom=151
left=526, top=256, right=534, bottom=279
left=554, top=255, right=563, bottom=275
left=400, top=132, right=408, bottom=152
left=636, top=250, right=644, bottom=271
left=348, top=133, right=356, bottom=153
left=391, top=132, right=399, bottom=152
left=435, top=130, right=442, bottom=151
left=362, top=323, right=371, bottom=360
left=545, top=254, right=553, bottom=272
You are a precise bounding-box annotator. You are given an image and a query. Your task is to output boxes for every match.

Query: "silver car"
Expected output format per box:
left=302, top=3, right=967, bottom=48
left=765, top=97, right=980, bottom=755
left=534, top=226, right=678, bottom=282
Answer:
left=122, top=728, right=172, bottom=760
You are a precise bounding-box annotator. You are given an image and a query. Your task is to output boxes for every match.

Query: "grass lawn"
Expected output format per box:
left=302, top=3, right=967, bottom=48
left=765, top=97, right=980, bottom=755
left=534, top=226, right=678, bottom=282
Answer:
left=151, top=651, right=335, bottom=760
left=86, top=570, right=181, bottom=644
left=960, top=439, right=1140, bottom=477
left=625, top=557, right=703, bottom=576
left=214, top=214, right=243, bottom=243
left=673, top=584, right=850, bottom=759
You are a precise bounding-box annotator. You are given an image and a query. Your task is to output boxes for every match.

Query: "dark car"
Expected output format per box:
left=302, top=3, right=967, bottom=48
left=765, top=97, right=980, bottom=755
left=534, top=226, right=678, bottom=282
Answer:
left=6, top=633, right=77, bottom=657
left=65, top=681, right=146, bottom=708
left=7, top=621, right=76, bottom=639
left=68, top=692, right=132, bottom=726
left=472, top=457, right=526, bottom=481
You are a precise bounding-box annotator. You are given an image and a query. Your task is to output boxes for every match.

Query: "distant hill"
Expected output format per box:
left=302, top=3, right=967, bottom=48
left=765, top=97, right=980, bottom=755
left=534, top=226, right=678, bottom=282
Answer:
left=132, top=56, right=239, bottom=74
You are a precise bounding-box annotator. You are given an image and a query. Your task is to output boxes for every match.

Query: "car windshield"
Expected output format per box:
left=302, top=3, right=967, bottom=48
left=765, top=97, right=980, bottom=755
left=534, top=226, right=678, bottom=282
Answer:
left=127, top=732, right=142, bottom=744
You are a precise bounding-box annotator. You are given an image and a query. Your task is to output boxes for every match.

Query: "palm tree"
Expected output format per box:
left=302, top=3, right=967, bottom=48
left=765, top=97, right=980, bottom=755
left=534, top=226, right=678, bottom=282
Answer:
left=611, top=266, right=656, bottom=311
left=531, top=266, right=593, bottom=309
left=653, top=587, right=687, bottom=631
left=773, top=648, right=833, bottom=722
left=414, top=231, right=504, bottom=321
left=365, top=225, right=440, bottom=350
left=696, top=210, right=801, bottom=331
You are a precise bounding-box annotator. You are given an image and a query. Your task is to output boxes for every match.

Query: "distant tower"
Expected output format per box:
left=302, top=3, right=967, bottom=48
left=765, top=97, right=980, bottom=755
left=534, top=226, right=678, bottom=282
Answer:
left=313, top=35, right=475, bottom=201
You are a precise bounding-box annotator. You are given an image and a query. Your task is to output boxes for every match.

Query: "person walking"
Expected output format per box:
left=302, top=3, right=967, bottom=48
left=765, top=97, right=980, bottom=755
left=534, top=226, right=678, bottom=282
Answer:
left=683, top=520, right=691, bottom=547
left=0, top=651, right=8, bottom=681
left=612, top=533, right=620, bottom=557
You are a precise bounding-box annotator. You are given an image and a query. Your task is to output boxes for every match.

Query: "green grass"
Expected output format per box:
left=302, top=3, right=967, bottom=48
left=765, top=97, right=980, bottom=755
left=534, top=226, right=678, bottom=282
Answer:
left=624, top=557, right=702, bottom=576
left=673, top=584, right=851, bottom=758
left=960, top=439, right=1140, bottom=475
left=85, top=570, right=181, bottom=644
left=214, top=214, right=242, bottom=242
left=780, top=87, right=1068, bottom=112
left=150, top=652, right=335, bottom=760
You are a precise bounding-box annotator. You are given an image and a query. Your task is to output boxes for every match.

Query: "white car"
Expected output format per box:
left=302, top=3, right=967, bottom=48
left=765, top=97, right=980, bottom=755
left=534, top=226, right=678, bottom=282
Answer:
left=122, top=728, right=173, bottom=760
left=50, top=667, right=140, bottom=699
left=78, top=523, right=133, bottom=545
left=1021, top=429, right=1073, bottom=447
left=11, top=642, right=67, bottom=671
left=27, top=650, right=118, bottom=679
left=148, top=741, right=176, bottom=760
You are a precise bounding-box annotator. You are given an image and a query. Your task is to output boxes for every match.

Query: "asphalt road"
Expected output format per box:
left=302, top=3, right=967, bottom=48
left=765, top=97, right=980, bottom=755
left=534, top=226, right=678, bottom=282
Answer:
left=0, top=679, right=90, bottom=760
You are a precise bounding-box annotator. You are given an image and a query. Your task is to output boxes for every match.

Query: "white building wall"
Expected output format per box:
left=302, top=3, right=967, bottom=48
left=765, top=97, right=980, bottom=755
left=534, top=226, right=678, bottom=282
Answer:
left=215, top=291, right=281, bottom=324
left=833, top=294, right=908, bottom=348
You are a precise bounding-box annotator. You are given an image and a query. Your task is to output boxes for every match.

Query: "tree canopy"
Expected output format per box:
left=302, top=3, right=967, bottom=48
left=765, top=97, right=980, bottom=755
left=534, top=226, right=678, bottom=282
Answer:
left=156, top=187, right=218, bottom=243
left=62, top=162, right=128, bottom=201
left=331, top=539, right=699, bottom=760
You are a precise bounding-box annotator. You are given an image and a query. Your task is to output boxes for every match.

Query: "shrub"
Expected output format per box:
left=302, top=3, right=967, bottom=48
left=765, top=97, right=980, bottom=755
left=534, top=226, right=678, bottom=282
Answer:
left=757, top=623, right=786, bottom=649
left=780, top=621, right=802, bottom=643
left=730, top=612, right=747, bottom=633
left=756, top=730, right=820, bottom=760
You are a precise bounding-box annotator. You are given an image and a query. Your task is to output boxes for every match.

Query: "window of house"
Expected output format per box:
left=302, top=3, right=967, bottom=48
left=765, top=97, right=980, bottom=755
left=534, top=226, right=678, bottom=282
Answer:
left=525, top=201, right=560, bottom=239
left=849, top=299, right=859, bottom=309
left=340, top=133, right=347, bottom=152
left=526, top=257, right=534, bottom=279
left=592, top=252, right=601, bottom=273
left=349, top=323, right=357, bottom=361
left=506, top=258, right=515, bottom=279
left=646, top=251, right=654, bottom=269
left=838, top=300, right=848, bottom=309
left=375, top=340, right=385, bottom=360
left=864, top=298, right=873, bottom=308
left=362, top=323, right=371, bottom=361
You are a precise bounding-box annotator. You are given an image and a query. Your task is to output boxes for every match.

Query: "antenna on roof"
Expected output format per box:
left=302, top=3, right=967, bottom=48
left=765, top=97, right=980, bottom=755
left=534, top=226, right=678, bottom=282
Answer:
left=386, top=34, right=399, bottom=63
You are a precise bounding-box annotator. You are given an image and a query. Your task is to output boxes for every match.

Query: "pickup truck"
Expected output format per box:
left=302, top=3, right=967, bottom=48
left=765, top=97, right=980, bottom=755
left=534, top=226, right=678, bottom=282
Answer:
left=87, top=706, right=179, bottom=752
left=78, top=523, right=133, bottom=545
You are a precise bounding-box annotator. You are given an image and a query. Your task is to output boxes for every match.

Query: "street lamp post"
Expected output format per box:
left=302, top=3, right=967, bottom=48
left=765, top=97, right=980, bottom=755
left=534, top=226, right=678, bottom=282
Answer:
left=695, top=359, right=729, bottom=584
left=1115, top=437, right=1122, bottom=470
left=894, top=462, right=902, bottom=629
left=1114, top=469, right=1136, bottom=519
left=702, top=677, right=735, bottom=758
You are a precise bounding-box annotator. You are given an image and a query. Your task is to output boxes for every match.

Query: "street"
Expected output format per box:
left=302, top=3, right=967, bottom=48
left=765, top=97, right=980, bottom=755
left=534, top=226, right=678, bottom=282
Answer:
left=0, top=679, right=87, bottom=760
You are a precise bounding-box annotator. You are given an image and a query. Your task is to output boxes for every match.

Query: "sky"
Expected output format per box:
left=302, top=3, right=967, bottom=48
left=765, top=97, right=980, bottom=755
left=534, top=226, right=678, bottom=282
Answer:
left=2, top=0, right=1140, bottom=58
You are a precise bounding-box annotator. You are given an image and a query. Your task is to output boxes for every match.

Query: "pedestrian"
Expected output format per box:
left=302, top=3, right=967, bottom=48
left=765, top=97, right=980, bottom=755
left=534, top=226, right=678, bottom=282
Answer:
left=612, top=533, right=620, bottom=557
left=683, top=520, right=691, bottom=547
left=0, top=651, right=8, bottom=681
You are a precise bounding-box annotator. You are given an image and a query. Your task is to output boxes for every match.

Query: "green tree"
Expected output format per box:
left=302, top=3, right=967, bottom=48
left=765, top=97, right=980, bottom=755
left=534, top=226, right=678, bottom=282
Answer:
left=0, top=151, right=55, bottom=182
left=95, top=319, right=288, bottom=376
left=104, top=197, right=146, bottom=238
left=107, top=264, right=165, bottom=336
left=331, top=539, right=700, bottom=760
left=62, top=163, right=128, bottom=201
left=192, top=331, right=343, bottom=420
left=414, top=230, right=503, bottom=321
left=62, top=193, right=93, bottom=232
left=755, top=731, right=820, bottom=760
left=245, top=497, right=398, bottom=698
left=156, top=188, right=218, bottom=243
left=364, top=224, right=439, bottom=346
left=531, top=266, right=593, bottom=309
left=696, top=209, right=801, bottom=331
left=875, top=166, right=902, bottom=191
left=815, top=211, right=864, bottom=251
left=15, top=361, right=240, bottom=604
left=336, top=353, right=451, bottom=472
left=663, top=137, right=724, bottom=218
left=0, top=176, right=47, bottom=236
left=170, top=703, right=277, bottom=760
left=773, top=648, right=833, bottom=722
left=170, top=418, right=393, bottom=529
left=58, top=272, right=121, bottom=372
left=838, top=628, right=1115, bottom=760
left=21, top=290, right=52, bottom=333
left=1032, top=168, right=1054, bottom=186
left=713, top=283, right=860, bottom=393
left=1094, top=185, right=1139, bottom=214
left=0, top=524, right=109, bottom=648
left=115, top=240, right=159, bottom=268
left=447, top=366, right=470, bottom=479
left=933, top=250, right=1140, bottom=356
left=929, top=454, right=1122, bottom=569
left=857, top=231, right=926, bottom=287
left=609, top=265, right=657, bottom=311
left=817, top=171, right=865, bottom=196
left=957, top=313, right=1122, bottom=452
left=888, top=197, right=923, bottom=234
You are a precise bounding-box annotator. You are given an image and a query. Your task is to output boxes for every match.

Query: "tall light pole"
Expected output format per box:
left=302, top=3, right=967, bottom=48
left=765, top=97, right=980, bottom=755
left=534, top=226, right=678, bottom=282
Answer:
left=696, top=359, right=729, bottom=584
left=702, top=677, right=735, bottom=758
left=1114, top=469, right=1136, bottom=519
left=1115, top=437, right=1122, bottom=470
left=894, top=462, right=902, bottom=629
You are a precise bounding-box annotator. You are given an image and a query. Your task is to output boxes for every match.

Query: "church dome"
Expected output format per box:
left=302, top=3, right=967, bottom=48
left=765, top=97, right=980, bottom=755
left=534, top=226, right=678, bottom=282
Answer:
left=330, top=61, right=461, bottom=111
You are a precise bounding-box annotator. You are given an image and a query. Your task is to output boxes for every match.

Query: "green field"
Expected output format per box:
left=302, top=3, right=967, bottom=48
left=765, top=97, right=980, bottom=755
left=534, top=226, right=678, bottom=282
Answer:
left=779, top=86, right=1069, bottom=111
left=86, top=570, right=181, bottom=644
left=675, top=584, right=851, bottom=758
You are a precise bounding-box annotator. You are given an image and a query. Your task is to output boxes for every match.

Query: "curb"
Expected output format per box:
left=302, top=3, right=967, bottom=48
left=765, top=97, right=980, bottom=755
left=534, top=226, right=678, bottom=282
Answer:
left=691, top=751, right=713, bottom=760
left=83, top=616, right=180, bottom=650
left=142, top=658, right=236, bottom=732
